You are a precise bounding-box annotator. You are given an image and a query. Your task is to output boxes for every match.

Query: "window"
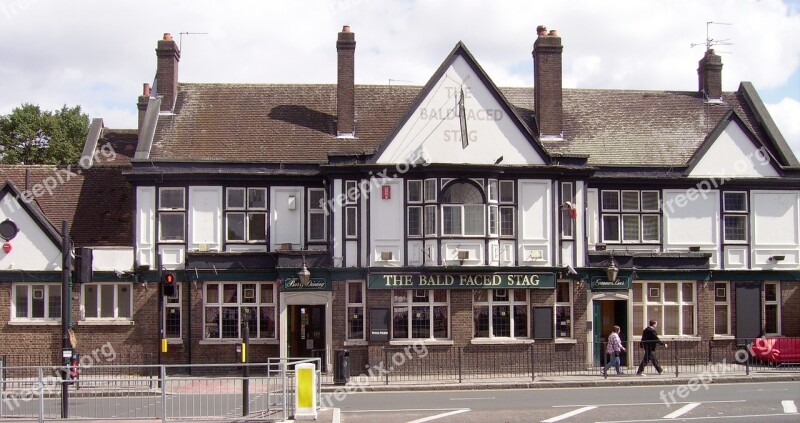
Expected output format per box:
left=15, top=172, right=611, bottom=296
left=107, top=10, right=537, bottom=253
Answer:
left=407, top=180, right=422, bottom=203
left=165, top=284, right=182, bottom=338
left=307, top=188, right=327, bottom=242
left=346, top=282, right=365, bottom=340
left=473, top=289, right=529, bottom=338
left=601, top=190, right=660, bottom=243
left=632, top=282, right=695, bottom=336
left=561, top=182, right=574, bottom=238
left=345, top=207, right=358, bottom=238
left=499, top=181, right=514, bottom=203
left=713, top=282, right=730, bottom=335
left=487, top=179, right=498, bottom=202
left=345, top=180, right=359, bottom=204
left=423, top=179, right=437, bottom=203
left=82, top=283, right=132, bottom=319
left=407, top=206, right=422, bottom=237
left=225, top=188, right=267, bottom=243
left=499, top=206, right=515, bottom=237
left=12, top=283, right=61, bottom=321
left=392, top=290, right=449, bottom=339
left=424, top=205, right=437, bottom=236
left=764, top=282, right=780, bottom=335
left=723, top=192, right=748, bottom=242
left=204, top=282, right=276, bottom=339
left=442, top=182, right=485, bottom=236
left=159, top=187, right=185, bottom=242
left=555, top=281, right=572, bottom=338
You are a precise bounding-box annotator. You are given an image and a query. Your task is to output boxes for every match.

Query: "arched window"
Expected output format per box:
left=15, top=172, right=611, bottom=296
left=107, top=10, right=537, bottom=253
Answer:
left=441, top=182, right=485, bottom=236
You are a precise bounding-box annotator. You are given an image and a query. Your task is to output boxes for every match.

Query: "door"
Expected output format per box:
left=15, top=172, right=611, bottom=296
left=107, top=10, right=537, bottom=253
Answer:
left=288, top=305, right=327, bottom=368
left=593, top=299, right=628, bottom=366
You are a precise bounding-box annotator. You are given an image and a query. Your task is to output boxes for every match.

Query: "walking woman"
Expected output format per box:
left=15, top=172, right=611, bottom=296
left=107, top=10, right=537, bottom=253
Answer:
left=601, top=325, right=626, bottom=377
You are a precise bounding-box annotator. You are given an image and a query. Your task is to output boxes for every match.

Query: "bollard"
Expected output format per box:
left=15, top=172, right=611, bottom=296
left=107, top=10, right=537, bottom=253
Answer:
left=294, top=363, right=317, bottom=420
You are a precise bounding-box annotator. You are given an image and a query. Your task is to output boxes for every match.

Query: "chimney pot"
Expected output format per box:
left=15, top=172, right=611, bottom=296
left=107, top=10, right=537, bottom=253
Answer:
left=537, top=25, right=548, bottom=37
left=143, top=83, right=151, bottom=97
left=342, top=25, right=351, bottom=33
left=548, top=29, right=558, bottom=37
left=163, top=33, right=173, bottom=41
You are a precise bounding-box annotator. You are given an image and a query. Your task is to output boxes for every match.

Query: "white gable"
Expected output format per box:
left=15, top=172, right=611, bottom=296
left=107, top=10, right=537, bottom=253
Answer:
left=376, top=55, right=545, bottom=165
left=0, top=193, right=62, bottom=271
left=689, top=121, right=780, bottom=178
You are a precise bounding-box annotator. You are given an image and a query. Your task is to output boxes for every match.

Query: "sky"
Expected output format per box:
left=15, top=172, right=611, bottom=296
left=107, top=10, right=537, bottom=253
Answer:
left=1, top=0, right=799, bottom=159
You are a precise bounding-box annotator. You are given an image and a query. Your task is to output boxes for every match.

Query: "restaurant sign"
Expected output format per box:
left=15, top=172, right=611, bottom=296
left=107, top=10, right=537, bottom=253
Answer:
left=368, top=273, right=556, bottom=289
left=589, top=276, right=631, bottom=291
left=280, top=278, right=331, bottom=292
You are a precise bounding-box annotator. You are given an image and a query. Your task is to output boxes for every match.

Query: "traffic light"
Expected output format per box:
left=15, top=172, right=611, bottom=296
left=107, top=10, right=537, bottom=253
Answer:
left=162, top=271, right=177, bottom=298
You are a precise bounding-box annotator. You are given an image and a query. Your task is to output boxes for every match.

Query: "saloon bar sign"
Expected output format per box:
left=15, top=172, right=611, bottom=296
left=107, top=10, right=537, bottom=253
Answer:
left=589, top=276, right=631, bottom=291
left=368, top=273, right=556, bottom=289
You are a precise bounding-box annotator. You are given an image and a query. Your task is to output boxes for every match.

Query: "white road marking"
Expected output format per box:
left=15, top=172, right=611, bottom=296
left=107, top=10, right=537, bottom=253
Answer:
left=783, top=400, right=797, bottom=414
left=553, top=399, right=744, bottom=407
left=449, top=396, right=495, bottom=401
left=598, top=413, right=797, bottom=422
left=663, top=402, right=700, bottom=419
left=405, top=408, right=470, bottom=423
left=542, top=406, right=598, bottom=422
left=738, top=388, right=789, bottom=392
left=344, top=408, right=463, bottom=413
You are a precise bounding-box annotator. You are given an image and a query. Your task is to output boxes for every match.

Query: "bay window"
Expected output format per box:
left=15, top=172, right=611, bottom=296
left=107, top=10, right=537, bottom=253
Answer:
left=392, top=289, right=449, bottom=340
left=473, top=289, right=529, bottom=338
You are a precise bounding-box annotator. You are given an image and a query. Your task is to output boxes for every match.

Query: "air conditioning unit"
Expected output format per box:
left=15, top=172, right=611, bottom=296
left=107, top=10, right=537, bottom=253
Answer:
left=380, top=251, right=394, bottom=261
left=457, top=250, right=470, bottom=260
left=278, top=243, right=293, bottom=251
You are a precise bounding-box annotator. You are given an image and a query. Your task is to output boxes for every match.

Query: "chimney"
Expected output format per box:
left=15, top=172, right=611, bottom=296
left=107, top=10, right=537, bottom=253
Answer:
left=155, top=33, right=181, bottom=112
left=336, top=25, right=356, bottom=137
left=698, top=49, right=723, bottom=101
left=137, top=83, right=150, bottom=132
left=532, top=25, right=563, bottom=139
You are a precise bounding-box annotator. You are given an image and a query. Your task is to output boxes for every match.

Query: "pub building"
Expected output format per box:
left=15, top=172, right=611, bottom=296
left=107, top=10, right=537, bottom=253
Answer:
left=1, top=26, right=798, bottom=372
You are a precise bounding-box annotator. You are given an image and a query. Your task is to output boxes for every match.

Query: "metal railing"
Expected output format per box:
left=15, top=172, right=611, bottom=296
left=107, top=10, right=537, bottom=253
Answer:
left=335, top=338, right=799, bottom=385
left=0, top=358, right=321, bottom=422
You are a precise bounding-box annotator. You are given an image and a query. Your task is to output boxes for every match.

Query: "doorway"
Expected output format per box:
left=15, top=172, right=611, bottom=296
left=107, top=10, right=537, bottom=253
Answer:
left=592, top=299, right=628, bottom=366
left=288, top=305, right=326, bottom=368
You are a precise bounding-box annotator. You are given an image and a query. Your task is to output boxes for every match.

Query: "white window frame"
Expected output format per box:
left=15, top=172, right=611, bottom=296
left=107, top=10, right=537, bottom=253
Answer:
left=346, top=281, right=366, bottom=341
left=763, top=282, right=781, bottom=336
left=81, top=283, right=133, bottom=320
left=345, top=180, right=359, bottom=204
left=203, top=282, right=277, bottom=340
left=158, top=187, right=185, bottom=243
left=555, top=281, right=573, bottom=339
left=307, top=188, right=327, bottom=242
left=499, top=206, right=515, bottom=237
left=487, top=179, right=498, bottom=203
left=473, top=289, right=529, bottom=338
left=391, top=289, right=450, bottom=340
left=424, top=205, right=437, bottom=237
left=164, top=283, right=182, bottom=339
left=561, top=182, right=574, bottom=238
left=442, top=204, right=485, bottom=236
left=11, top=283, right=61, bottom=322
left=345, top=206, right=358, bottom=239
left=225, top=187, right=267, bottom=243
left=407, top=180, right=423, bottom=204
left=499, top=180, right=515, bottom=204
left=601, top=190, right=660, bottom=244
left=722, top=191, right=748, bottom=243
left=633, top=281, right=696, bottom=336
left=423, top=178, right=437, bottom=203
left=407, top=206, right=423, bottom=238
left=713, top=282, right=730, bottom=336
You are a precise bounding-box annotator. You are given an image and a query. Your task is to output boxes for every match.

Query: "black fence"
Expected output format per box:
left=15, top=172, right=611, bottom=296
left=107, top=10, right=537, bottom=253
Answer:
left=337, top=338, right=799, bottom=384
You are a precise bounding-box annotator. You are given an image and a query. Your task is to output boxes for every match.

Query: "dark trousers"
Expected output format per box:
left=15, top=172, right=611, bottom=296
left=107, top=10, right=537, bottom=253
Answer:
left=637, top=349, right=662, bottom=374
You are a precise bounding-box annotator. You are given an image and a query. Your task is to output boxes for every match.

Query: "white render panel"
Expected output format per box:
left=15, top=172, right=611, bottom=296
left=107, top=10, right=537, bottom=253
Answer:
left=575, top=181, right=586, bottom=267
left=369, top=178, right=403, bottom=266
left=751, top=190, right=800, bottom=269
left=361, top=184, right=368, bottom=266
left=345, top=241, right=358, bottom=267
left=159, top=245, right=184, bottom=270
left=724, top=246, right=748, bottom=269
left=663, top=189, right=719, bottom=247
left=561, top=241, right=574, bottom=267
left=407, top=240, right=424, bottom=266
left=518, top=180, right=551, bottom=265
left=0, top=194, right=62, bottom=271
left=91, top=247, right=134, bottom=271
left=586, top=188, right=598, bottom=248
left=333, top=179, right=343, bottom=266
left=135, top=186, right=156, bottom=268
left=271, top=187, right=303, bottom=249
left=424, top=240, right=438, bottom=266
left=376, top=55, right=545, bottom=166
left=441, top=241, right=484, bottom=266
left=188, top=186, right=222, bottom=252
left=688, top=121, right=780, bottom=178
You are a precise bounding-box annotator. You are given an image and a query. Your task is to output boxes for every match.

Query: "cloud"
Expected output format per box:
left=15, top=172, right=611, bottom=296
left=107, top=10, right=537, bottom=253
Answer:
left=0, top=0, right=798, bottom=160
left=767, top=98, right=800, bottom=159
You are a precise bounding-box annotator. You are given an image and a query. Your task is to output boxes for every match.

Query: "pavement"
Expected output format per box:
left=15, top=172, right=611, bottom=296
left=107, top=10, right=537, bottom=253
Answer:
left=309, top=368, right=800, bottom=423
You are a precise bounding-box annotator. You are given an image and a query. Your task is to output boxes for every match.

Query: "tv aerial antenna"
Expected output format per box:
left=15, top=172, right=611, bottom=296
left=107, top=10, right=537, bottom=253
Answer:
left=179, top=32, right=209, bottom=50
left=691, top=21, right=733, bottom=53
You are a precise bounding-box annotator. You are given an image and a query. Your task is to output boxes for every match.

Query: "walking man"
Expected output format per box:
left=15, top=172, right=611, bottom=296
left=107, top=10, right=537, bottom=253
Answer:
left=601, top=325, right=626, bottom=378
left=637, top=320, right=667, bottom=375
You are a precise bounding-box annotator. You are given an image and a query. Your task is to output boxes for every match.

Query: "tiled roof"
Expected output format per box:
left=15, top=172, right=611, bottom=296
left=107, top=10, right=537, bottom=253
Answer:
left=95, top=128, right=137, bottom=166
left=148, top=83, right=774, bottom=167
left=0, top=164, right=131, bottom=247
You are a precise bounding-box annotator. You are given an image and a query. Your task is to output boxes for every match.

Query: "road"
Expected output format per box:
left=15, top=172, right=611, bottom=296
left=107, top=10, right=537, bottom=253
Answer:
left=334, top=382, right=800, bottom=422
